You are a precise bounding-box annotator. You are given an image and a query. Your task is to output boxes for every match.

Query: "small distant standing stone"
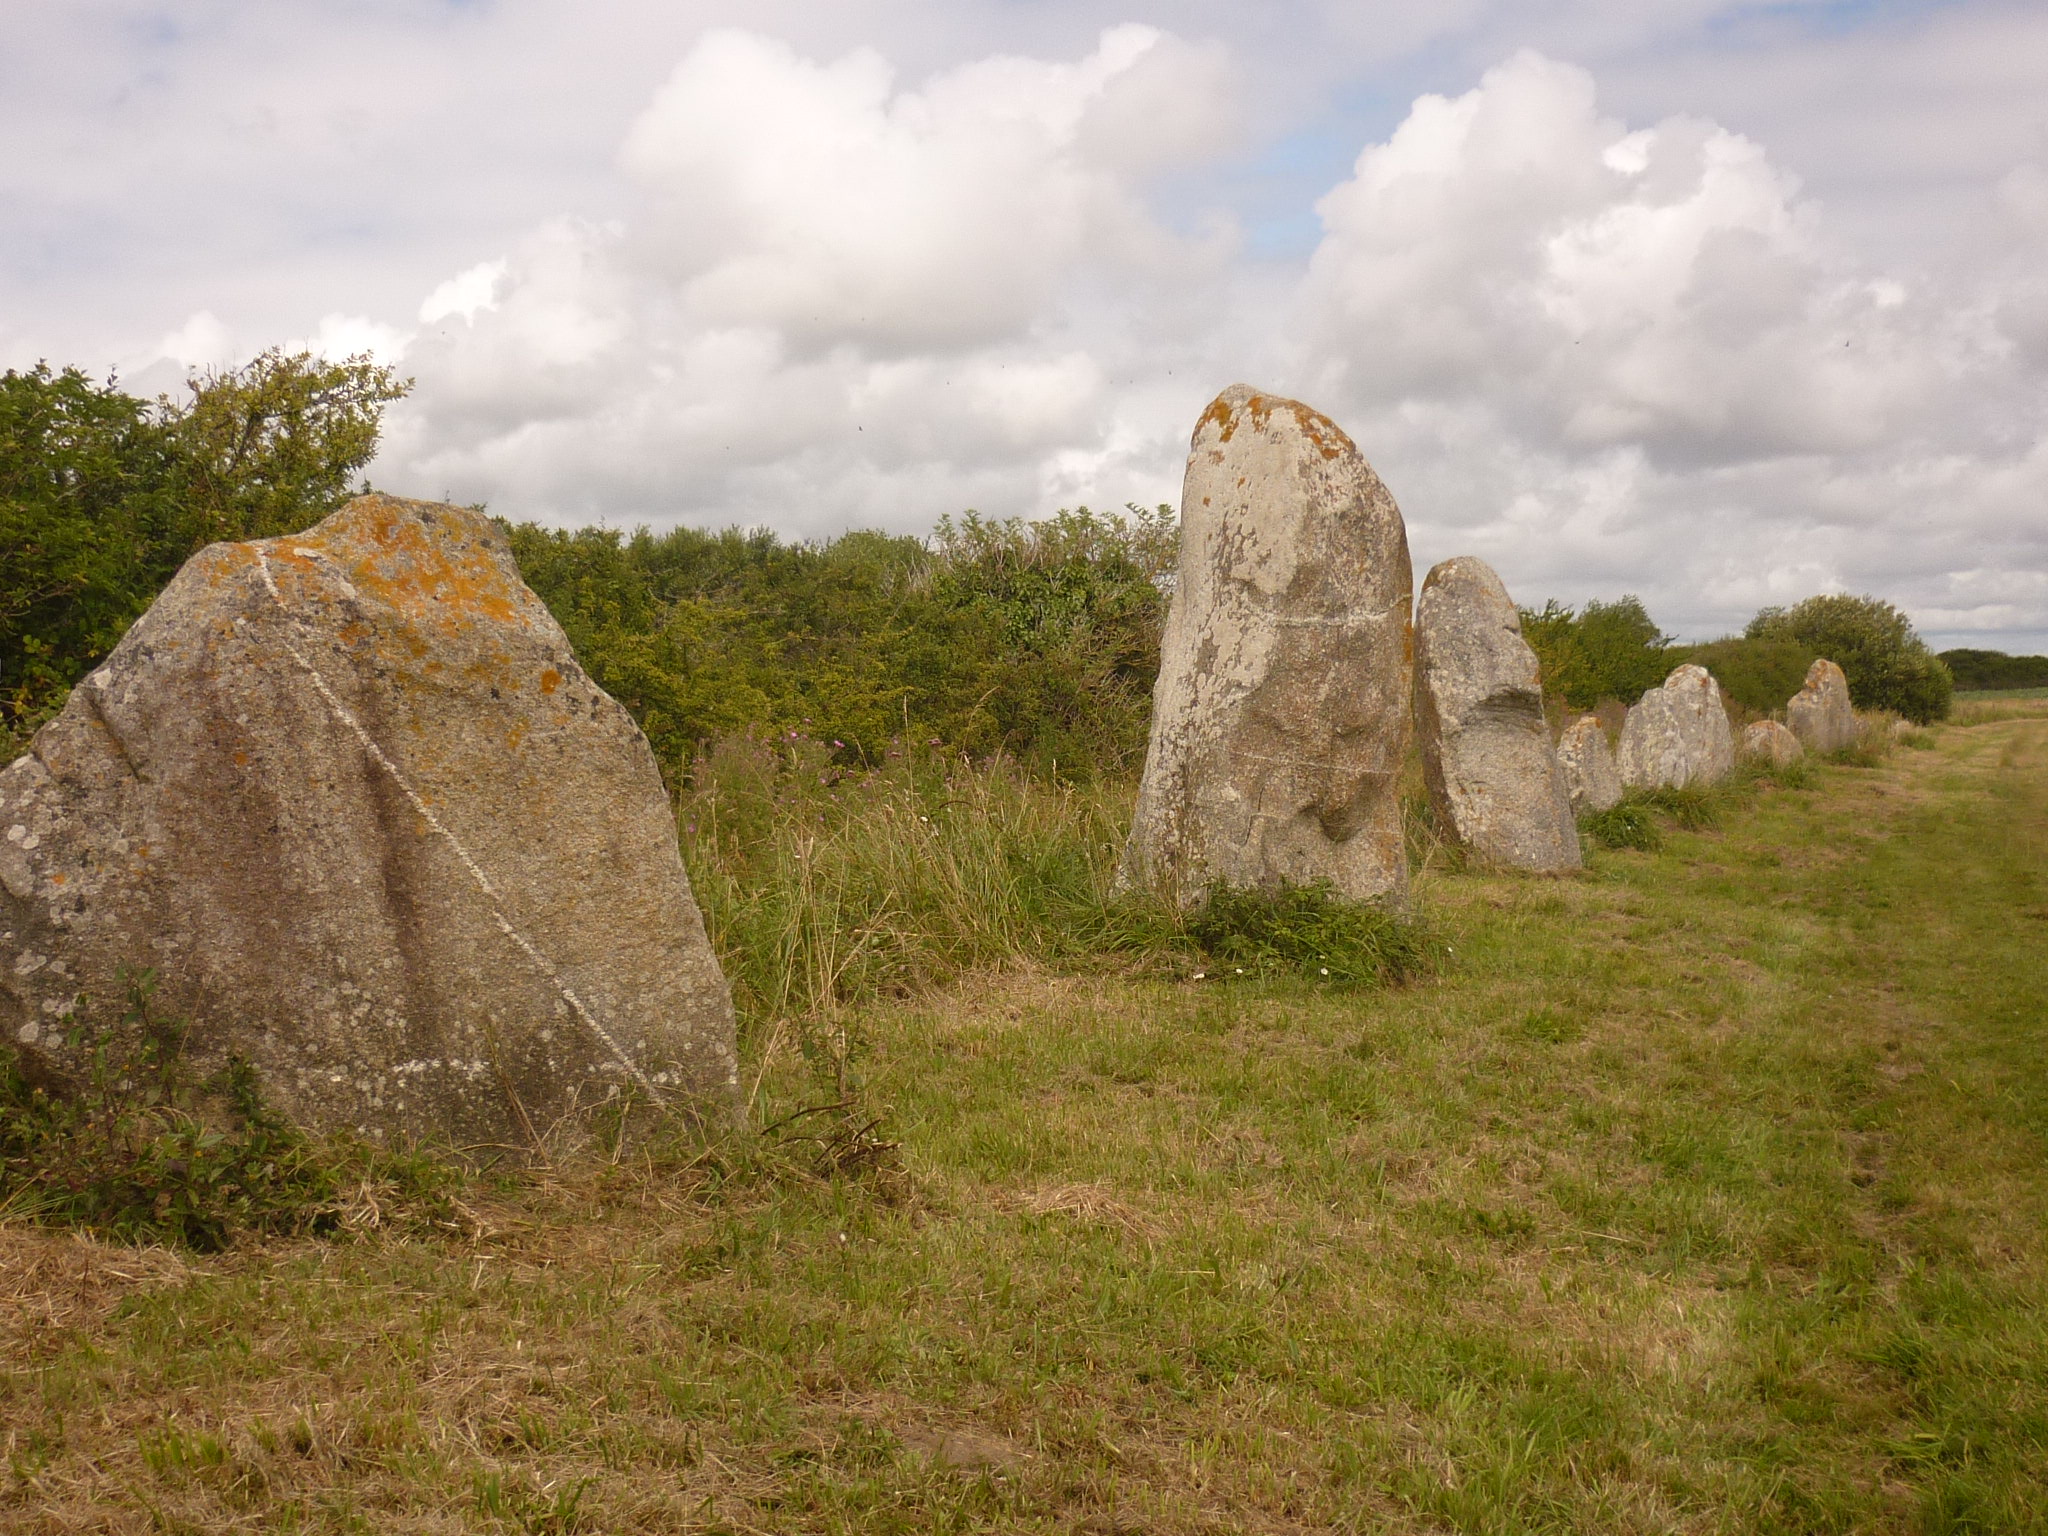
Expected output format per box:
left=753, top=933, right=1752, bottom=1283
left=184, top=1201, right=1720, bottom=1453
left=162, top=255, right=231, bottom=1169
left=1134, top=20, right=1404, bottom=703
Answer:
left=1412, top=557, right=1580, bottom=871
left=1617, top=664, right=1735, bottom=789
left=1557, top=716, right=1623, bottom=815
left=1786, top=659, right=1861, bottom=754
left=1121, top=384, right=1414, bottom=906
left=1741, top=719, right=1804, bottom=768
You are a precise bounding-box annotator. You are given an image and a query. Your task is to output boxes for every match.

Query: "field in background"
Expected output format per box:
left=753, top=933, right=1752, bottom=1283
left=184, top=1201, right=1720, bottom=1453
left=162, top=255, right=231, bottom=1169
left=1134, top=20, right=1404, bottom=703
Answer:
left=5, top=718, right=2047, bottom=1533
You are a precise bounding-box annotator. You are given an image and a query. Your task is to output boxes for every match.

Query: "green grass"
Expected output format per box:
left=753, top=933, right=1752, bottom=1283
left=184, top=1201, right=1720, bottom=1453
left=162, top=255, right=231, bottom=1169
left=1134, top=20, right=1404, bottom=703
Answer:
left=5, top=720, right=2047, bottom=1532
left=1955, top=687, right=2048, bottom=701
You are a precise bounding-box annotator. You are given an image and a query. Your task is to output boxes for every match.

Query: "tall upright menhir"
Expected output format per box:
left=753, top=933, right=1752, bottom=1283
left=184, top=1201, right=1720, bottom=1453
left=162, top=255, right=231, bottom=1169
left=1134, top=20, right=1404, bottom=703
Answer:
left=1121, top=385, right=1414, bottom=907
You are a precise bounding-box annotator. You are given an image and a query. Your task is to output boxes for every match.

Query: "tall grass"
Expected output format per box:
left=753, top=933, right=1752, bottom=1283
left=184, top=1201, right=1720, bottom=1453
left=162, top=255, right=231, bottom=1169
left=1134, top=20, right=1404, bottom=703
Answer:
left=676, top=734, right=1428, bottom=1096
left=677, top=735, right=1165, bottom=1059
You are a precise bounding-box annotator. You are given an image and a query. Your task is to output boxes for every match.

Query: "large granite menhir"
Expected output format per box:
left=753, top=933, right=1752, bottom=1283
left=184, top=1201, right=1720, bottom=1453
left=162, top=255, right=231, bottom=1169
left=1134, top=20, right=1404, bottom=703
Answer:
left=1, top=495, right=738, bottom=1151
left=1413, top=558, right=1579, bottom=871
left=1121, top=385, right=1413, bottom=906
left=1618, top=664, right=1735, bottom=790
left=1787, top=659, right=1860, bottom=754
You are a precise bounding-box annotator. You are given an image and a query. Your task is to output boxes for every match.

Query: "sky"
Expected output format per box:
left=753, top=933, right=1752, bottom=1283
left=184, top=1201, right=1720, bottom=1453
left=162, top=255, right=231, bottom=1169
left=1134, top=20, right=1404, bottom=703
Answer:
left=5, top=1, right=2047, bottom=650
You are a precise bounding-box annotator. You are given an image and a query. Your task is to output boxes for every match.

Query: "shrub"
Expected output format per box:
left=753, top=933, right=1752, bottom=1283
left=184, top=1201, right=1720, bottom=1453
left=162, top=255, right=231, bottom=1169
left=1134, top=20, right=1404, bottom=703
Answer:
left=0, top=972, right=461, bottom=1250
left=1938, top=649, right=2048, bottom=692
left=1185, top=882, right=1430, bottom=987
left=1520, top=596, right=1675, bottom=710
left=1746, top=595, right=1953, bottom=723
left=1, top=354, right=408, bottom=746
left=1677, top=636, right=1818, bottom=715
left=510, top=504, right=1174, bottom=783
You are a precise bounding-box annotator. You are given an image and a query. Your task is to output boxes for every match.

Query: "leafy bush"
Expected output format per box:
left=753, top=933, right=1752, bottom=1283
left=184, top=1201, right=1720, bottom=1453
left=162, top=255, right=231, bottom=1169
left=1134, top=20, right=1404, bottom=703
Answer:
left=1746, top=595, right=1953, bottom=723
left=1520, top=596, right=1674, bottom=709
left=1676, top=636, right=1818, bottom=715
left=510, top=504, right=1174, bottom=783
left=1939, top=649, right=2048, bottom=692
left=1185, top=882, right=1429, bottom=987
left=1, top=354, right=408, bottom=745
left=0, top=972, right=461, bottom=1250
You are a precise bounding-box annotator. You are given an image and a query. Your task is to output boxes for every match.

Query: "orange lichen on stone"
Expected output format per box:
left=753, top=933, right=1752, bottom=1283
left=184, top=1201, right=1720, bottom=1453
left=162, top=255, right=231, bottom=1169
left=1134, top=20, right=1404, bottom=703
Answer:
left=1197, top=389, right=1355, bottom=461
left=539, top=668, right=562, bottom=696
left=265, top=496, right=532, bottom=638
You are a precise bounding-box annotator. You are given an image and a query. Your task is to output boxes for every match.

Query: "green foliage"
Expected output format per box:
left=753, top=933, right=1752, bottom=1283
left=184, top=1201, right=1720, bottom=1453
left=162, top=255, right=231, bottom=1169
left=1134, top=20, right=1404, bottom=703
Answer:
left=1747, top=594, right=1953, bottom=723
left=0, top=353, right=410, bottom=743
left=0, top=366, right=176, bottom=737
left=165, top=348, right=409, bottom=546
left=1185, top=881, right=1430, bottom=987
left=1676, top=635, right=1818, bottom=715
left=0, top=971, right=460, bottom=1250
left=1939, top=648, right=2048, bottom=692
left=1520, top=596, right=1674, bottom=709
left=509, top=504, right=1174, bottom=780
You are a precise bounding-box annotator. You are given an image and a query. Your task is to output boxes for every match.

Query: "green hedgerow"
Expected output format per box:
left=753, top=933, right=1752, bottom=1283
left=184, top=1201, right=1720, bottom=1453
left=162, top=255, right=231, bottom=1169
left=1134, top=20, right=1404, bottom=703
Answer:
left=1185, top=881, right=1430, bottom=987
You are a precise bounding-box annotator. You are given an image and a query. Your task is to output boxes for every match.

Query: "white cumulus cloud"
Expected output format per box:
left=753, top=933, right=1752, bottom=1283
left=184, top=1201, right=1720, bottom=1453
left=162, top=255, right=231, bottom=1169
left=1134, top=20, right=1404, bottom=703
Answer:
left=378, top=25, right=1241, bottom=531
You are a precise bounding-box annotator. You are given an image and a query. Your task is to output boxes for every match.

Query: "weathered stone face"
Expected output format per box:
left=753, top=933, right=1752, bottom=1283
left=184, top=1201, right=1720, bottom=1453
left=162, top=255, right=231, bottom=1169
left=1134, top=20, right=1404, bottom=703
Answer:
left=1617, top=664, right=1735, bottom=790
left=1120, top=385, right=1413, bottom=906
left=1413, top=558, right=1580, bottom=871
left=1741, top=719, right=1805, bottom=768
left=1786, top=659, right=1860, bottom=754
left=1, top=495, right=738, bottom=1152
left=1557, top=716, right=1623, bottom=816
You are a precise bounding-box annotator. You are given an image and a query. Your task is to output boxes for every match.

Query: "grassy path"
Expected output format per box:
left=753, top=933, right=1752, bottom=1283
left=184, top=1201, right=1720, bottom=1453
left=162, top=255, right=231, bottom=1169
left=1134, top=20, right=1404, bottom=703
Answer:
left=4, top=720, right=2046, bottom=1533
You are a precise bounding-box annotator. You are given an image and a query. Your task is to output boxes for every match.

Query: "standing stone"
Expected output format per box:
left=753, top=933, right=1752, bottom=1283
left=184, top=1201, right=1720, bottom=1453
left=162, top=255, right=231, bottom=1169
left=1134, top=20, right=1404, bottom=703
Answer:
left=1741, top=719, right=1805, bottom=767
left=1557, top=716, right=1623, bottom=815
left=1412, top=558, right=1579, bottom=871
left=1617, top=664, right=1735, bottom=789
left=1786, top=659, right=1860, bottom=754
left=1, top=495, right=738, bottom=1150
left=1121, top=385, right=1413, bottom=906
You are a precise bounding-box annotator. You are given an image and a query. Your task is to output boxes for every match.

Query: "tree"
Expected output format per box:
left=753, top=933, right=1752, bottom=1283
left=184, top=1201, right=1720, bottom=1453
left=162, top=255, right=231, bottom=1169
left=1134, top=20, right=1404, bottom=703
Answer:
left=0, top=366, right=175, bottom=733
left=165, top=349, right=411, bottom=546
left=1746, top=594, right=1952, bottom=723
left=1, top=351, right=410, bottom=742
left=1519, top=596, right=1674, bottom=710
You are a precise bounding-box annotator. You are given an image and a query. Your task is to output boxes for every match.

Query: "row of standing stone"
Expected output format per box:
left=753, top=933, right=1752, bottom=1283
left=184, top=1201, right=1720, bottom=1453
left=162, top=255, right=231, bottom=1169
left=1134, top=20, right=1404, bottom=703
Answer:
left=1120, top=384, right=1868, bottom=897
left=1555, top=656, right=1859, bottom=822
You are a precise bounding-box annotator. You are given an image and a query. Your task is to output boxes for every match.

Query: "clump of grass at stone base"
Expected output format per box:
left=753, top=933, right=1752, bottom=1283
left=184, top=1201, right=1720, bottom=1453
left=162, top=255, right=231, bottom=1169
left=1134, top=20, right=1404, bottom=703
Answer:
left=1185, top=880, right=1432, bottom=987
left=0, top=971, right=466, bottom=1251
left=1582, top=754, right=1824, bottom=851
